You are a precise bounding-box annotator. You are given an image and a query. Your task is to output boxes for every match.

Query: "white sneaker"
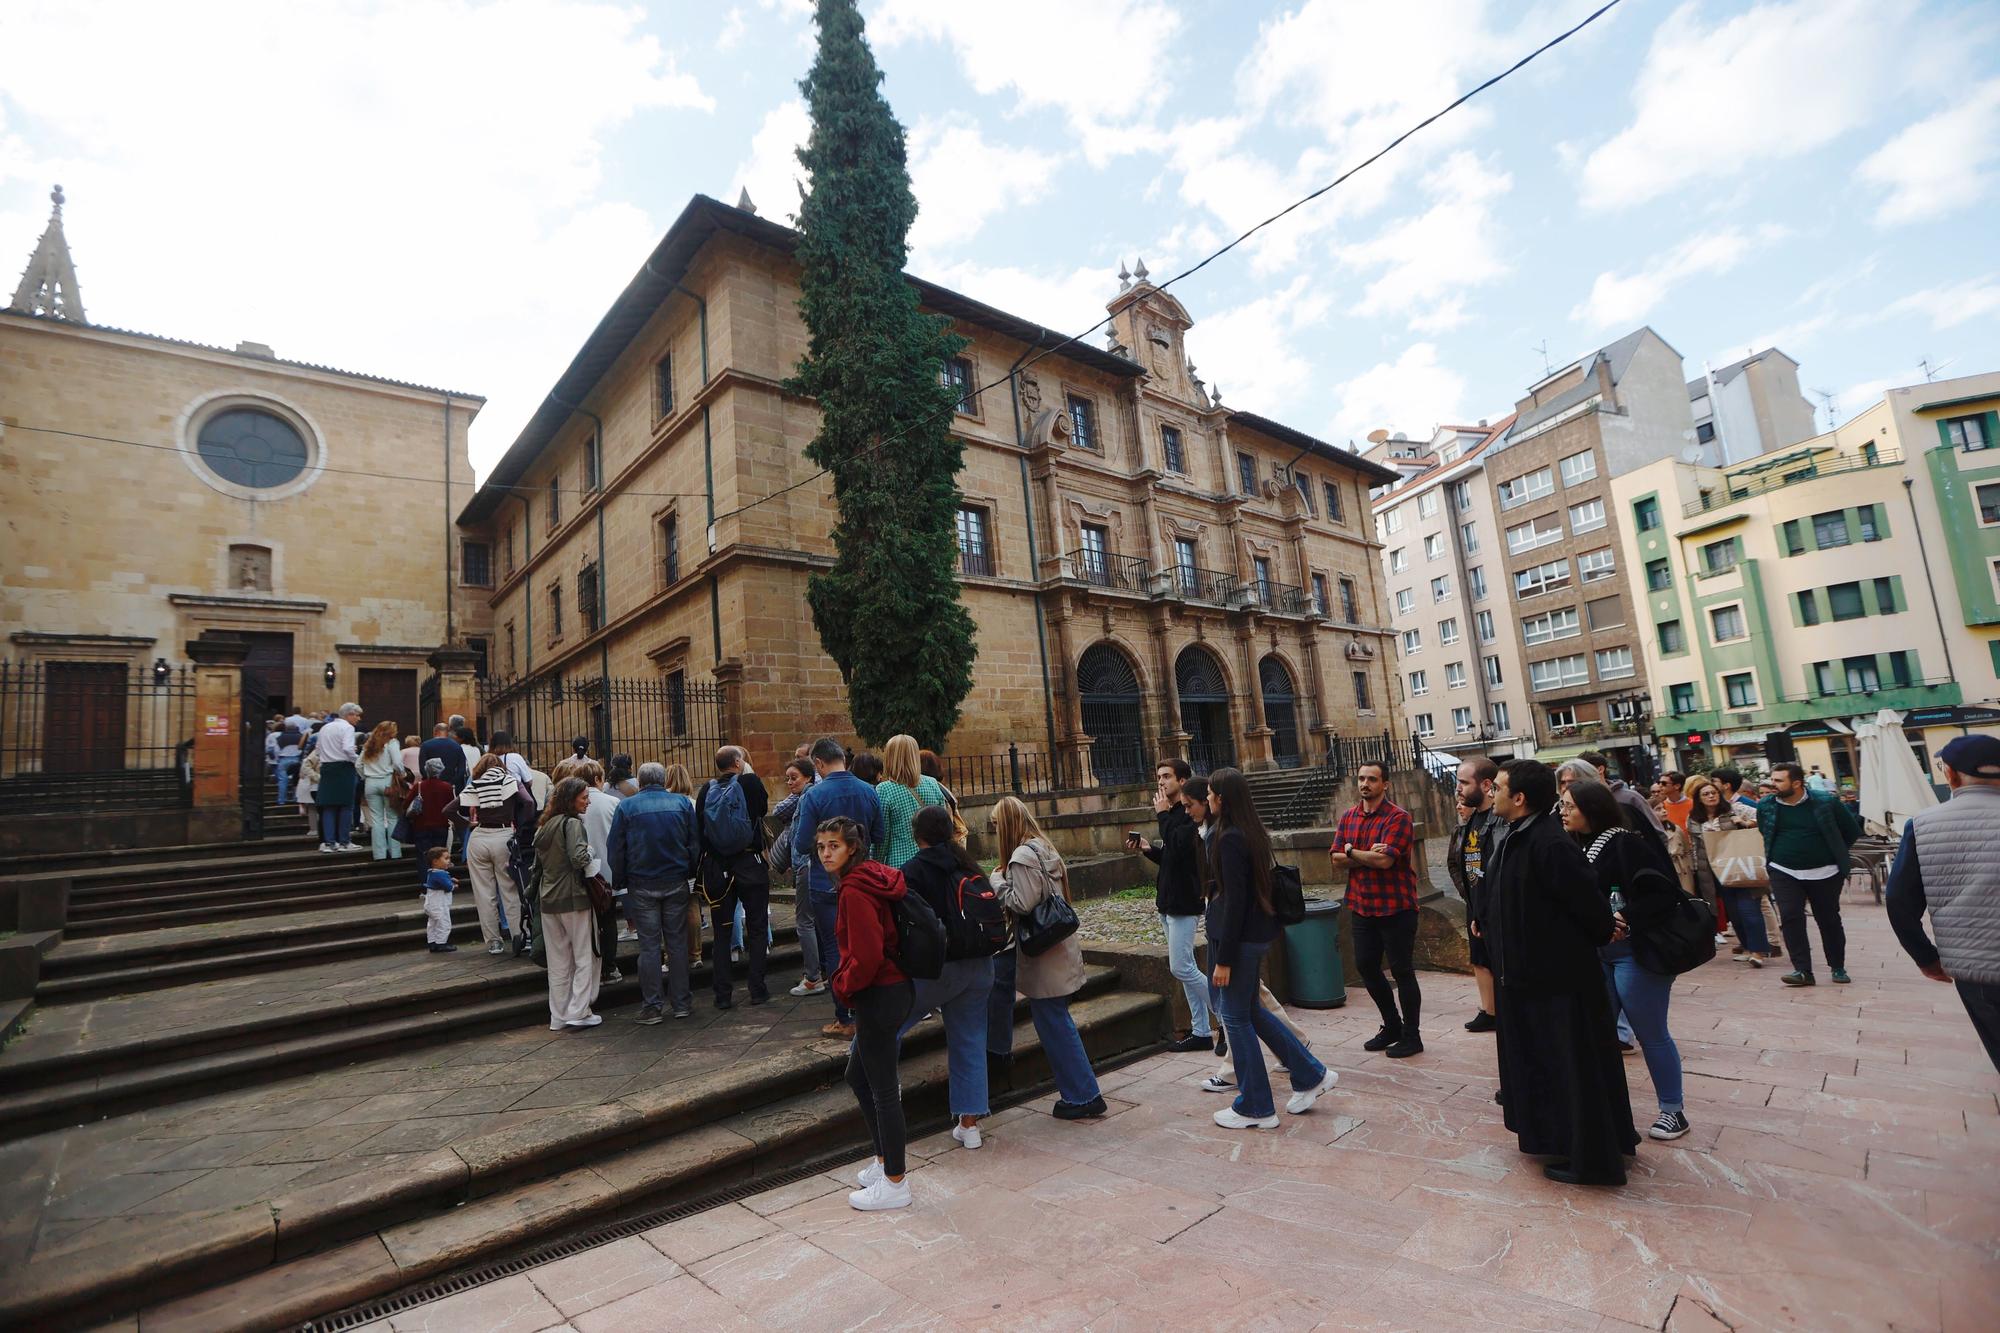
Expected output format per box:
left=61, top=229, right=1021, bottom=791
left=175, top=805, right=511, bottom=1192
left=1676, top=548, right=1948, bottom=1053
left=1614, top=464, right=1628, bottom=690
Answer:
left=486, top=940, right=508, bottom=956
left=1286, top=1069, right=1340, bottom=1115
left=1200, top=1075, right=1235, bottom=1093
left=549, top=1020, right=565, bottom=1032
left=1713, top=933, right=1729, bottom=947
left=848, top=1176, right=912, bottom=1211
left=617, top=926, right=638, bottom=942
left=1213, top=1107, right=1279, bottom=1130
left=317, top=844, right=335, bottom=854
left=856, top=1157, right=884, bottom=1188
left=951, top=1122, right=983, bottom=1150
left=565, top=1014, right=603, bottom=1029
left=791, top=978, right=827, bottom=997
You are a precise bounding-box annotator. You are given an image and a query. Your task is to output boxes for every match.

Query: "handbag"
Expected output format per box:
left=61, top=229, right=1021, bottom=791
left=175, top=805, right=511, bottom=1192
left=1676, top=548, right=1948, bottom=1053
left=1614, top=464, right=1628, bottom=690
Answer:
left=1016, top=889, right=1078, bottom=958
left=1270, top=861, right=1306, bottom=926
left=1632, top=877, right=1718, bottom=976
left=388, top=768, right=416, bottom=814
left=1705, top=827, right=1769, bottom=891
left=587, top=872, right=613, bottom=914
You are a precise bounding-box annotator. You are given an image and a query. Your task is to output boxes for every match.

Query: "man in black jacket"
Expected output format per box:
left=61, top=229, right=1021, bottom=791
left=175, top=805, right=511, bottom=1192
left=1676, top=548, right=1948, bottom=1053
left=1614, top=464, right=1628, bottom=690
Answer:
left=696, top=745, right=770, bottom=1009
left=1128, top=757, right=1212, bottom=1053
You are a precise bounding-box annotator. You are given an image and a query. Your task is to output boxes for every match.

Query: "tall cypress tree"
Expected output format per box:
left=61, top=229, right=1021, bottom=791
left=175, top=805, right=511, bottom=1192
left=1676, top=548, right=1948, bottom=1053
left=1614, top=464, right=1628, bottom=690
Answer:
left=787, top=0, right=975, bottom=748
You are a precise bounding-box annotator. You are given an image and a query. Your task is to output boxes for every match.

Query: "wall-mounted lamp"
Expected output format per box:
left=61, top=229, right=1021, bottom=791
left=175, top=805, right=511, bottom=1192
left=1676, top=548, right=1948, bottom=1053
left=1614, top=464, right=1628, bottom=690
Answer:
left=323, top=662, right=337, bottom=689
left=152, top=657, right=170, bottom=686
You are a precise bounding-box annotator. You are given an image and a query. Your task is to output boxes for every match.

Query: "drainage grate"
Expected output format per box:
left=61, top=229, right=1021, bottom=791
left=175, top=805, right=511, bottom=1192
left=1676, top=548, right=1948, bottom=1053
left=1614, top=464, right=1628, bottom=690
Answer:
left=297, top=1041, right=1161, bottom=1332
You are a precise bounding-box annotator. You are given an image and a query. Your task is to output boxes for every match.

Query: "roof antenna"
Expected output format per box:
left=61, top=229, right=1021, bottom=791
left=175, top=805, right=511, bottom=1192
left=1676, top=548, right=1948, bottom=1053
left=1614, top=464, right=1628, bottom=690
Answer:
left=1810, top=387, right=1838, bottom=429
left=1532, top=339, right=1551, bottom=377
left=1918, top=356, right=1955, bottom=383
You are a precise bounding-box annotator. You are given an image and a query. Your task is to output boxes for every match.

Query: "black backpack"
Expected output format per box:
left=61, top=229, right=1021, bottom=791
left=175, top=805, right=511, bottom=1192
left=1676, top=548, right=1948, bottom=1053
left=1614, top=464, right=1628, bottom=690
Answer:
left=890, top=892, right=947, bottom=981
left=943, top=871, right=1010, bottom=959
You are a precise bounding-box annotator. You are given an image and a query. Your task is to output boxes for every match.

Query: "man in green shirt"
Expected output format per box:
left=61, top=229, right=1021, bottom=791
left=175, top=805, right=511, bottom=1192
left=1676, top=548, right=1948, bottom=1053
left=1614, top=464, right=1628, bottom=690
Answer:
left=1757, top=761, right=1862, bottom=987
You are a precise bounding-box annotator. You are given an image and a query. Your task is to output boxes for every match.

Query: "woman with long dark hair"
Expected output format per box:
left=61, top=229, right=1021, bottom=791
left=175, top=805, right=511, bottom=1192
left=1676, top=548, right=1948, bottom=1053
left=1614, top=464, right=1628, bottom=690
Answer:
left=1205, top=768, right=1337, bottom=1130
left=532, top=776, right=602, bottom=1032
left=899, top=804, right=997, bottom=1146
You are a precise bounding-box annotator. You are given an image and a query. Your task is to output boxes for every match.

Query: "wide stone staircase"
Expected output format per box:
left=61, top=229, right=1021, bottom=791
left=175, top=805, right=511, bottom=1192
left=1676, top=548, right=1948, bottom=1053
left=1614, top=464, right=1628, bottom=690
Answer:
left=0, top=788, right=1167, bottom=1331
left=1243, top=763, right=1344, bottom=830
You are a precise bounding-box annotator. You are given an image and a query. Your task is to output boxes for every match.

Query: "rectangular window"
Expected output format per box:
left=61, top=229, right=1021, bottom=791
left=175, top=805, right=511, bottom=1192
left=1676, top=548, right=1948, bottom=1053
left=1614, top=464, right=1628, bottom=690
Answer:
left=1710, top=605, right=1747, bottom=642
left=1701, top=537, right=1739, bottom=572
left=1410, top=670, right=1429, bottom=695
left=1559, top=450, right=1598, bottom=486
left=1389, top=548, right=1409, bottom=573
left=666, top=669, right=688, bottom=736
left=1425, top=533, right=1444, bottom=561
left=503, top=622, right=517, bottom=676
left=1633, top=496, right=1661, bottom=531
left=1585, top=595, right=1625, bottom=630
left=661, top=512, right=680, bottom=585
left=1415, top=712, right=1435, bottom=737
left=1237, top=452, right=1259, bottom=496
left=1578, top=548, right=1617, bottom=583
left=1497, top=466, right=1554, bottom=510
left=1383, top=504, right=1405, bottom=534
left=1594, top=646, right=1635, bottom=681
left=1449, top=479, right=1474, bottom=512
left=1724, top=672, right=1758, bottom=708
left=578, top=562, right=600, bottom=635
left=1608, top=698, right=1640, bottom=724
left=1459, top=521, right=1479, bottom=553
left=1828, top=581, right=1866, bottom=621
left=1873, top=575, right=1897, bottom=613
left=1531, top=656, right=1589, bottom=691
left=1484, top=655, right=1503, bottom=687
left=1522, top=607, right=1581, bottom=645
left=1946, top=415, right=1991, bottom=450
left=1252, top=556, right=1274, bottom=598
left=1445, top=662, right=1467, bottom=689
left=582, top=435, right=601, bottom=493
left=547, top=475, right=561, bottom=529
left=1782, top=520, right=1806, bottom=556
left=1811, top=510, right=1849, bottom=548
left=1293, top=469, right=1316, bottom=515
left=1476, top=609, right=1495, bottom=642
left=1646, top=558, right=1672, bottom=591
left=1453, top=706, right=1474, bottom=734
left=1353, top=670, right=1373, bottom=711
left=654, top=353, right=674, bottom=420
left=1844, top=655, right=1882, bottom=693
left=1514, top=558, right=1571, bottom=598
left=1659, top=619, right=1686, bottom=653
left=1567, top=497, right=1607, bottom=534
left=1160, top=423, right=1184, bottom=472
left=1812, top=660, right=1839, bottom=695
left=1506, top=515, right=1564, bottom=554
left=1887, top=650, right=1914, bottom=687
left=1174, top=537, right=1198, bottom=592
left=1339, top=577, right=1359, bottom=623
left=956, top=506, right=992, bottom=577
left=548, top=582, right=563, bottom=640
left=1669, top=683, right=1697, bottom=713
left=1468, top=565, right=1488, bottom=599
left=1798, top=589, right=1820, bottom=625
left=1063, top=393, right=1095, bottom=449
left=1439, top=617, right=1460, bottom=645
left=1695, top=420, right=1717, bottom=444
left=1079, top=523, right=1110, bottom=585
left=1403, top=628, right=1423, bottom=655
left=505, top=525, right=516, bottom=576
left=461, top=540, right=492, bottom=588
left=1311, top=573, right=1329, bottom=616
left=1323, top=481, right=1345, bottom=523
left=944, top=357, right=977, bottom=414
left=1547, top=707, right=1577, bottom=730
left=1859, top=504, right=1882, bottom=542
left=1396, top=588, right=1414, bottom=614
left=1418, top=491, right=1440, bottom=518
left=1431, top=575, right=1450, bottom=602
left=1489, top=700, right=1512, bottom=732
left=1978, top=482, right=2000, bottom=525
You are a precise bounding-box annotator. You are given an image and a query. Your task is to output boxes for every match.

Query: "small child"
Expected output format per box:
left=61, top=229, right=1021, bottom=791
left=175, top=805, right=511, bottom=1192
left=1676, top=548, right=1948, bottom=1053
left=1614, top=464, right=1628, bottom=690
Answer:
left=422, top=846, right=457, bottom=953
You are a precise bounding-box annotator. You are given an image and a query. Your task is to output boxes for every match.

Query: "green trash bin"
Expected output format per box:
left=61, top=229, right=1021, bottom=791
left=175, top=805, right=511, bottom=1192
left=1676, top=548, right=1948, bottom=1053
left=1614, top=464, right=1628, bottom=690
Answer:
left=1282, top=897, right=1346, bottom=1009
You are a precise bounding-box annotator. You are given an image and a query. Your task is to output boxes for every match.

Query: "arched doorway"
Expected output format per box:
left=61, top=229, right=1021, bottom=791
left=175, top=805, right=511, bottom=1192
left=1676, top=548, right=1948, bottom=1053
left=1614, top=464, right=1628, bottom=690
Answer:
left=1260, top=655, right=1302, bottom=769
left=1176, top=645, right=1236, bottom=774
left=1076, top=645, right=1146, bottom=786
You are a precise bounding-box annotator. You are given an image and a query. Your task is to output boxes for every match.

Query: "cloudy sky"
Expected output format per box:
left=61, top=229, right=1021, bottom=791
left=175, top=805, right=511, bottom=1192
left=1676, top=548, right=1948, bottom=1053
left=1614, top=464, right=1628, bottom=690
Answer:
left=4, top=0, right=1997, bottom=478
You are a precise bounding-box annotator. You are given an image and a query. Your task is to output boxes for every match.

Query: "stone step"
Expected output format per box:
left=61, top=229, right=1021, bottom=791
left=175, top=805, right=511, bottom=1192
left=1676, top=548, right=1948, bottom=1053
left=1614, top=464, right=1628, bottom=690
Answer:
left=67, top=851, right=406, bottom=900
left=0, top=834, right=324, bottom=878
left=65, top=865, right=448, bottom=936
left=5, top=985, right=1163, bottom=1332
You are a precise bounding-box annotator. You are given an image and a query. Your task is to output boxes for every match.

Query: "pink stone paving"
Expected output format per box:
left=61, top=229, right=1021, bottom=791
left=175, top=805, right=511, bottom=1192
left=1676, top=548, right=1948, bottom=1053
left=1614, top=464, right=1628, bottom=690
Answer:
left=387, top=899, right=2000, bottom=1331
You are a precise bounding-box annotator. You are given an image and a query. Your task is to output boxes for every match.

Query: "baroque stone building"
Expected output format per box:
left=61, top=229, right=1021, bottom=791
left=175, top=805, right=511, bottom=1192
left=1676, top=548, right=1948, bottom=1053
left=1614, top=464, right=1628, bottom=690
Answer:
left=458, top=195, right=1400, bottom=778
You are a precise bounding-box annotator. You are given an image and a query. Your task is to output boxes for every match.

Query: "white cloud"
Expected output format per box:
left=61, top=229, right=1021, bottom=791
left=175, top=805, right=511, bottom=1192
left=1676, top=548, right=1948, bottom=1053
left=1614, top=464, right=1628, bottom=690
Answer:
left=1186, top=275, right=1335, bottom=418
left=1580, top=0, right=1933, bottom=212
left=1570, top=225, right=1787, bottom=331
left=1338, top=151, right=1511, bottom=331
left=912, top=258, right=1113, bottom=338
left=871, top=1, right=1183, bottom=164
left=907, top=119, right=1062, bottom=256
left=0, top=0, right=711, bottom=478
left=1857, top=79, right=2000, bottom=225
left=1325, top=343, right=1468, bottom=446
left=730, top=98, right=811, bottom=224
left=716, top=6, right=747, bottom=51
left=1884, top=274, right=2000, bottom=331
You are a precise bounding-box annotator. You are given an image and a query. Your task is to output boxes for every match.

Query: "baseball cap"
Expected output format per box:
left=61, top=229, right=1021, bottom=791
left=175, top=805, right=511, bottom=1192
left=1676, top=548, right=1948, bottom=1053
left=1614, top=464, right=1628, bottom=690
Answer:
left=1938, top=734, right=2000, bottom=779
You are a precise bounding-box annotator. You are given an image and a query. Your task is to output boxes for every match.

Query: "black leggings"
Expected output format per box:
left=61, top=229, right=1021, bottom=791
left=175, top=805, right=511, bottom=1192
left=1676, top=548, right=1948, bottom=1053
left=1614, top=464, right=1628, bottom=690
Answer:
left=1353, top=909, right=1422, bottom=1034
left=846, top=980, right=915, bottom=1177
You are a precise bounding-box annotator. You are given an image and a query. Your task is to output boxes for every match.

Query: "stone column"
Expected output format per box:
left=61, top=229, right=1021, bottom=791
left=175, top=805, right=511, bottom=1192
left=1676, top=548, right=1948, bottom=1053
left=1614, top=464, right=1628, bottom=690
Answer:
left=712, top=657, right=746, bottom=749
left=1150, top=608, right=1189, bottom=760
left=428, top=646, right=482, bottom=732
left=186, top=633, right=248, bottom=842
left=1236, top=624, right=1275, bottom=770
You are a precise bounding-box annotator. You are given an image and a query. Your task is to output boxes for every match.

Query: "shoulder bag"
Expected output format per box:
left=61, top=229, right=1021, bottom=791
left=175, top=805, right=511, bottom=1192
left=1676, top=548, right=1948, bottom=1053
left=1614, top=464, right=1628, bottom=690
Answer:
left=1012, top=865, right=1079, bottom=958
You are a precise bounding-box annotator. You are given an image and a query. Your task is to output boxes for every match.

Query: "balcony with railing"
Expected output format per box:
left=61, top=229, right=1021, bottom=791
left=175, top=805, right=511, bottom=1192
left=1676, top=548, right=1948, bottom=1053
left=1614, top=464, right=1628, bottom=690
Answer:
left=958, top=546, right=994, bottom=578
left=1241, top=578, right=1312, bottom=616
left=1173, top=564, right=1238, bottom=605
left=1681, top=447, right=1902, bottom=518
left=1058, top=550, right=1150, bottom=593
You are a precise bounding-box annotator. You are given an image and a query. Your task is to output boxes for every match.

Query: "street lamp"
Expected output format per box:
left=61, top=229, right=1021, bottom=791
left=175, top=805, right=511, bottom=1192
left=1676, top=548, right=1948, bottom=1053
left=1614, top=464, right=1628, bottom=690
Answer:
left=323, top=662, right=337, bottom=690
left=152, top=657, right=170, bottom=686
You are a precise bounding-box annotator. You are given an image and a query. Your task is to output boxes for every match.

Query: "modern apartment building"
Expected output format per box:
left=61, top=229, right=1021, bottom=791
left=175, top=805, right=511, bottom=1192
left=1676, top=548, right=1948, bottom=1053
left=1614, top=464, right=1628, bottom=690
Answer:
left=1366, top=421, right=1537, bottom=760
left=1613, top=368, right=2000, bottom=784
left=1688, top=348, right=1818, bottom=465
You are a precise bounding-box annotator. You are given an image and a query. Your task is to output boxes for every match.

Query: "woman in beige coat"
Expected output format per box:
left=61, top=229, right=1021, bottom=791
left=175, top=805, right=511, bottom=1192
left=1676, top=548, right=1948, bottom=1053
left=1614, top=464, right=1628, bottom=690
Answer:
left=991, top=796, right=1104, bottom=1119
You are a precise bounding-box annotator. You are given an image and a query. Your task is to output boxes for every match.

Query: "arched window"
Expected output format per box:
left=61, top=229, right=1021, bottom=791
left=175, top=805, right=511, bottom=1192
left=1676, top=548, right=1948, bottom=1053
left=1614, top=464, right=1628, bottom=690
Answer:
left=1260, top=655, right=1301, bottom=769
left=1077, top=644, right=1145, bottom=786
left=1175, top=645, right=1235, bottom=774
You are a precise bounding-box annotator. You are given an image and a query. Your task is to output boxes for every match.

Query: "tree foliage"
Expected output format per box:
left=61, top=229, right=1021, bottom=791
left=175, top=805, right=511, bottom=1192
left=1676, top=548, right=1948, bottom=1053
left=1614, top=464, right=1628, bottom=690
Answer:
left=786, top=0, right=976, bottom=748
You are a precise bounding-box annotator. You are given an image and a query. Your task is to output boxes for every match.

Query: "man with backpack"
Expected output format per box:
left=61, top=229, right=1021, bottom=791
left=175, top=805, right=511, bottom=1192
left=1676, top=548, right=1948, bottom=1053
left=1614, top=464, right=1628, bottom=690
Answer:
left=695, top=745, right=771, bottom=1009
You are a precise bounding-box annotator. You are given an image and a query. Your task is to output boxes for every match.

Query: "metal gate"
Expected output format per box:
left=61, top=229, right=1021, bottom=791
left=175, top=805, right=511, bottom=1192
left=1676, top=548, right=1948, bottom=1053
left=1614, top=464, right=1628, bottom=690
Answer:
left=240, top=676, right=268, bottom=840
left=1076, top=645, right=1145, bottom=786
left=1175, top=646, right=1235, bottom=775
left=1260, top=655, right=1302, bottom=770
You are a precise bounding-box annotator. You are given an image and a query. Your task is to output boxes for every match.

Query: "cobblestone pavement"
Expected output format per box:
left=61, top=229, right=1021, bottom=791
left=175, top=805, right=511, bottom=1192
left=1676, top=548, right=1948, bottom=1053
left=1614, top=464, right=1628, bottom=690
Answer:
left=390, top=895, right=1998, bottom=1332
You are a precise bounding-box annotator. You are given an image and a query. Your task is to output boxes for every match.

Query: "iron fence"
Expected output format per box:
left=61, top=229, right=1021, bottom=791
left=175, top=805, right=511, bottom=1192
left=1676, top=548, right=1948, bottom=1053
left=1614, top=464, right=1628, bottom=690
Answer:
left=0, top=661, right=196, bottom=812
left=935, top=745, right=1094, bottom=800
left=477, top=671, right=728, bottom=775
left=1059, top=550, right=1151, bottom=593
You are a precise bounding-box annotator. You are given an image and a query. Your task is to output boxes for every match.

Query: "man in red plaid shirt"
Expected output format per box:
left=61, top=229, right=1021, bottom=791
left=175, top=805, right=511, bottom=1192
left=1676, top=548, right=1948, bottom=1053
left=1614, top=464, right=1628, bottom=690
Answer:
left=1331, top=761, right=1424, bottom=1058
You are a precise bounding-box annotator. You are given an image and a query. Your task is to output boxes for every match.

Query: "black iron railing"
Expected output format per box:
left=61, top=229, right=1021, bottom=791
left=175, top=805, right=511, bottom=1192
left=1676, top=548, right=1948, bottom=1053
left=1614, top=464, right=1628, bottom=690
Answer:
left=1682, top=448, right=1901, bottom=517
left=1060, top=550, right=1150, bottom=593
left=477, top=671, right=728, bottom=774
left=1175, top=565, right=1237, bottom=605
left=959, top=547, right=995, bottom=578
left=1777, top=673, right=1955, bottom=704
left=1243, top=579, right=1311, bottom=616
left=0, top=661, right=196, bottom=813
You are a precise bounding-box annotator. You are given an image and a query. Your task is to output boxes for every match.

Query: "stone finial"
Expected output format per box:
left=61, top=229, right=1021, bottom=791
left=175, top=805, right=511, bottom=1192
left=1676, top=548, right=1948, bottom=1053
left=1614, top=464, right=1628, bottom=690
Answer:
left=1133, top=256, right=1150, bottom=282
left=10, top=182, right=87, bottom=322
left=1103, top=324, right=1119, bottom=348
left=736, top=187, right=757, bottom=215
left=1117, top=260, right=1131, bottom=294
left=1210, top=383, right=1223, bottom=408
left=51, top=184, right=65, bottom=216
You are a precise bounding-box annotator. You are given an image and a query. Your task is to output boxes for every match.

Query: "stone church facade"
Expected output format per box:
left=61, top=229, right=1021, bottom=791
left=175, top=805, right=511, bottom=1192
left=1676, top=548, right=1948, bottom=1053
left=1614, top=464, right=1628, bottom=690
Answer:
left=460, top=194, right=1399, bottom=779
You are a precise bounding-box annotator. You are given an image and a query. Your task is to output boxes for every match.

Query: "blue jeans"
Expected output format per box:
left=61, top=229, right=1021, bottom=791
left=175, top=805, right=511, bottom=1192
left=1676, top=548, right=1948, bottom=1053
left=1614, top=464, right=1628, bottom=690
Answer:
left=988, top=949, right=1017, bottom=1055
left=900, top=957, right=994, bottom=1117
left=1162, top=913, right=1212, bottom=1038
left=1720, top=887, right=1772, bottom=953
left=275, top=755, right=300, bottom=805
left=810, top=892, right=847, bottom=1023
left=1218, top=940, right=1327, bottom=1119
left=1028, top=996, right=1100, bottom=1106
left=319, top=804, right=354, bottom=846
left=1601, top=940, right=1683, bottom=1113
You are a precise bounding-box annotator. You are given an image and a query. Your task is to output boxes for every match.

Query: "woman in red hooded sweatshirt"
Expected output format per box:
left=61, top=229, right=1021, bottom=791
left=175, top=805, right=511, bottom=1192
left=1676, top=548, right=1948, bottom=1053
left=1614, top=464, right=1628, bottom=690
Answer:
left=817, top=815, right=914, bottom=1211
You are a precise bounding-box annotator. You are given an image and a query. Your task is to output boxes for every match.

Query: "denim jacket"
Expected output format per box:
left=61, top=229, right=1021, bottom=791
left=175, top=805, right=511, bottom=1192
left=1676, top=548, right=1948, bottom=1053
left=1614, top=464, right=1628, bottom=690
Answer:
left=607, top=785, right=696, bottom=891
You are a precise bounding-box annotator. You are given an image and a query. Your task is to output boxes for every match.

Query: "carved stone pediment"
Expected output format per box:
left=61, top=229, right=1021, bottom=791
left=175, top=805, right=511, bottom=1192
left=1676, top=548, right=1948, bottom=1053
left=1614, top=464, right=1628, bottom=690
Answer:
left=1344, top=640, right=1376, bottom=662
